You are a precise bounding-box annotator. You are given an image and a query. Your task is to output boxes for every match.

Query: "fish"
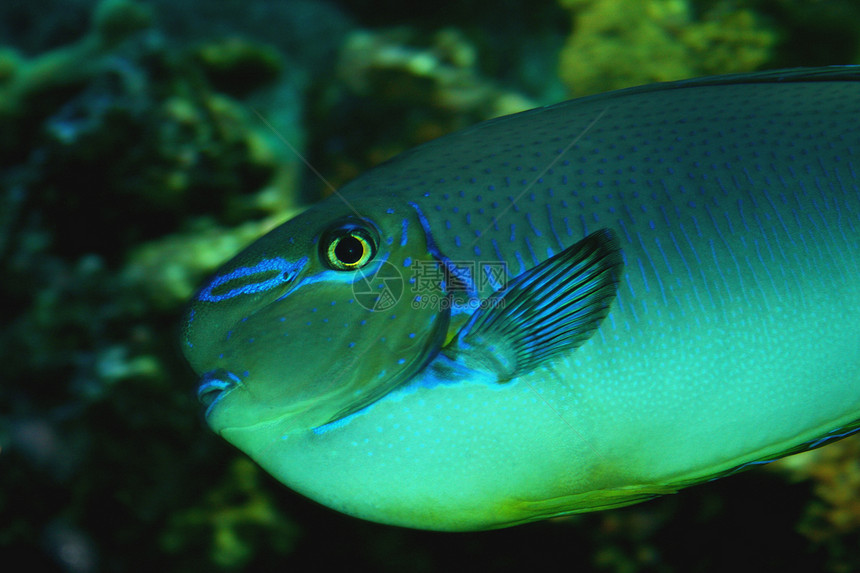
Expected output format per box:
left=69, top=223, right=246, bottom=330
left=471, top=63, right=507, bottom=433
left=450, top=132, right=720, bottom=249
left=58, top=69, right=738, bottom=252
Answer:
left=182, top=66, right=860, bottom=531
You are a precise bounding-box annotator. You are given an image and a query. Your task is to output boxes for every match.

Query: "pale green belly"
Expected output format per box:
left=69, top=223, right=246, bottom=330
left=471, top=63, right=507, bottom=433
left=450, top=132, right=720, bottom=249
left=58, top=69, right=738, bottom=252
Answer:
left=224, top=260, right=860, bottom=530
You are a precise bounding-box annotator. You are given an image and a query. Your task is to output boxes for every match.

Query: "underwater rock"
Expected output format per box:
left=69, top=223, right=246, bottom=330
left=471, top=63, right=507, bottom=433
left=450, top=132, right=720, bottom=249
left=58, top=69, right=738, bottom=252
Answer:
left=338, top=27, right=535, bottom=119
left=192, top=37, right=284, bottom=99
left=314, top=26, right=537, bottom=191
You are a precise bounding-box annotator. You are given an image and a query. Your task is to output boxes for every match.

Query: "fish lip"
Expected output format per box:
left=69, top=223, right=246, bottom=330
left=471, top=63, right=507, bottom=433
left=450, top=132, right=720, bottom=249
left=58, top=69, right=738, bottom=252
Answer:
left=197, top=369, right=241, bottom=413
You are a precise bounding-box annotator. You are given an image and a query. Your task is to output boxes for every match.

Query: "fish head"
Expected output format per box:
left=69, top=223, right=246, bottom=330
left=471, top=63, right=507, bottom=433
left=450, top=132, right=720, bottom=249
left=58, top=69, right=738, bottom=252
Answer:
left=182, top=195, right=450, bottom=436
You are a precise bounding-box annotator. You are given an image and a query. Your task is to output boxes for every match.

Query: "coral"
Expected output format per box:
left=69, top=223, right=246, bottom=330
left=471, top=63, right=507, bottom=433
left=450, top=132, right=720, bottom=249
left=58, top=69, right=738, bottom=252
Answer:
left=92, top=0, right=152, bottom=48
left=160, top=458, right=298, bottom=569
left=0, top=14, right=302, bottom=264
left=771, top=436, right=860, bottom=572
left=0, top=2, right=308, bottom=568
left=311, top=27, right=537, bottom=191
left=193, top=38, right=284, bottom=98
left=0, top=47, right=22, bottom=85
left=339, top=27, right=535, bottom=121
left=0, top=0, right=151, bottom=124
left=558, top=0, right=777, bottom=95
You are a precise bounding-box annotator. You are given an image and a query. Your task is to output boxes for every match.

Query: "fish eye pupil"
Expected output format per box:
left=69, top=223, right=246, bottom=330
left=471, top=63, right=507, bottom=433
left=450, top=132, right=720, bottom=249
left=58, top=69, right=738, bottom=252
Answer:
left=335, top=235, right=364, bottom=265
left=321, top=220, right=378, bottom=270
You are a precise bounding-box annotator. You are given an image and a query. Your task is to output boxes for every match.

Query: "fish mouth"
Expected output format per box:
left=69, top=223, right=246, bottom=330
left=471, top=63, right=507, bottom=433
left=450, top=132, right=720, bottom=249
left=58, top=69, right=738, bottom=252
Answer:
left=197, top=369, right=241, bottom=413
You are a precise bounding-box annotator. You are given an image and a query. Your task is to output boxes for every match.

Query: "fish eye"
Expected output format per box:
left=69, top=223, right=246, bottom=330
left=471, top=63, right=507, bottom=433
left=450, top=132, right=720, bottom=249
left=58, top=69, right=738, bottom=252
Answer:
left=321, top=223, right=378, bottom=270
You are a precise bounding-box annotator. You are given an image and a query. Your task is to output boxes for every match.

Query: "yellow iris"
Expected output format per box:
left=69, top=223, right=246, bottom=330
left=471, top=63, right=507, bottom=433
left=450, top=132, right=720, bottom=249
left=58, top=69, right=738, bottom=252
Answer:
left=325, top=229, right=374, bottom=270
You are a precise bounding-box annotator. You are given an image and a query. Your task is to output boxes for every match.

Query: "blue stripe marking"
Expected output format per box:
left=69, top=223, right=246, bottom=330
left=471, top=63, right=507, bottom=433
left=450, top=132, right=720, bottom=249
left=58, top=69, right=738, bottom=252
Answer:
left=409, top=201, right=482, bottom=295
left=789, top=199, right=813, bottom=265
left=704, top=202, right=744, bottom=302
left=669, top=229, right=705, bottom=314
left=546, top=203, right=564, bottom=249
left=654, top=236, right=673, bottom=275
left=797, top=181, right=826, bottom=261
left=491, top=238, right=505, bottom=268
left=625, top=275, right=639, bottom=324
left=622, top=203, right=636, bottom=226
left=636, top=256, right=649, bottom=294
left=401, top=218, right=409, bottom=246
left=524, top=237, right=539, bottom=265
left=723, top=209, right=736, bottom=235
left=741, top=248, right=769, bottom=311
left=637, top=232, right=667, bottom=305
left=751, top=211, right=778, bottom=267
left=753, top=238, right=780, bottom=304
left=831, top=169, right=855, bottom=233
left=617, top=219, right=632, bottom=244
left=482, top=264, right=504, bottom=290
left=708, top=238, right=732, bottom=303
left=658, top=204, right=671, bottom=227
left=807, top=425, right=860, bottom=449
left=514, top=251, right=526, bottom=275
left=526, top=212, right=542, bottom=237
left=197, top=256, right=307, bottom=302
left=736, top=199, right=749, bottom=233
left=765, top=168, right=795, bottom=247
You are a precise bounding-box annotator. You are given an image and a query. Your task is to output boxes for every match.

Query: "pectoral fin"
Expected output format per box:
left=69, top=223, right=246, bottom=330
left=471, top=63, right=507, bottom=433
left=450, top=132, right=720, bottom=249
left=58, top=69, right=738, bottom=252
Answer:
left=444, top=228, right=623, bottom=381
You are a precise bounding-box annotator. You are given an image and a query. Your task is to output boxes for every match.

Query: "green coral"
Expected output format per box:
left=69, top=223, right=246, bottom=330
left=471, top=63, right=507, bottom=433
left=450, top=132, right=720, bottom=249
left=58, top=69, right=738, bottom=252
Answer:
left=92, top=0, right=153, bottom=48
left=161, top=458, right=297, bottom=570
left=0, top=2, right=309, bottom=567
left=558, top=0, right=778, bottom=95
left=313, top=26, right=537, bottom=190
left=0, top=11, right=301, bottom=264
left=0, top=0, right=151, bottom=124
left=193, top=38, right=285, bottom=98
left=338, top=27, right=536, bottom=119
left=772, top=436, right=860, bottom=572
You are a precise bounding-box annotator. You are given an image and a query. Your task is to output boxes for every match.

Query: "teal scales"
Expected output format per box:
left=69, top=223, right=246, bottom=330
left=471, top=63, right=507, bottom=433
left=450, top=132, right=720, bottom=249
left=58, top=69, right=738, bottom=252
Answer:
left=182, top=67, right=860, bottom=530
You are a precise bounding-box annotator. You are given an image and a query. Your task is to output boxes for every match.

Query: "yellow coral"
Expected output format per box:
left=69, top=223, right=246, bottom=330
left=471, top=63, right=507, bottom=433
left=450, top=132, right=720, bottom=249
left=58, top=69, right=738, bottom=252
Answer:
left=558, top=0, right=777, bottom=95
left=772, top=435, right=860, bottom=542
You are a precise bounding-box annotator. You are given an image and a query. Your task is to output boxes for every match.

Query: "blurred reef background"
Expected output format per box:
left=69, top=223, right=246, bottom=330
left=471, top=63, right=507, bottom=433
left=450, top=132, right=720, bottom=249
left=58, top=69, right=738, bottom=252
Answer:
left=2, top=0, right=860, bottom=571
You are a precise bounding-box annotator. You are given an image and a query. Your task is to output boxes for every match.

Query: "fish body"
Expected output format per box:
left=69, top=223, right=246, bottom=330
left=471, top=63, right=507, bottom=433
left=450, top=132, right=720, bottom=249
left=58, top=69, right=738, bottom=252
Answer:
left=183, top=67, right=860, bottom=531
